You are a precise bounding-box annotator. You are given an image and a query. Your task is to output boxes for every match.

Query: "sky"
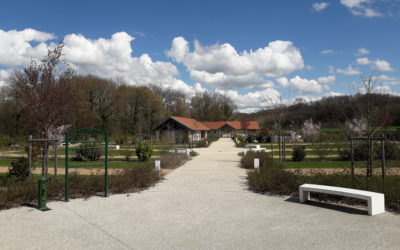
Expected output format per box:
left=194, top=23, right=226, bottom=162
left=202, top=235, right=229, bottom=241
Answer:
left=0, top=0, right=399, bottom=112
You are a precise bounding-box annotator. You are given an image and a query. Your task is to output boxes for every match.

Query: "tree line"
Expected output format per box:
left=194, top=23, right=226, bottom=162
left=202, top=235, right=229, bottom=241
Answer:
left=0, top=45, right=236, bottom=144
left=239, top=93, right=400, bottom=130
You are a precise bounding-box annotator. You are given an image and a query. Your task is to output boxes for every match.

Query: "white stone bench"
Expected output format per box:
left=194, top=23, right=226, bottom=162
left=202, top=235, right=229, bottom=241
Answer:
left=299, top=184, right=385, bottom=216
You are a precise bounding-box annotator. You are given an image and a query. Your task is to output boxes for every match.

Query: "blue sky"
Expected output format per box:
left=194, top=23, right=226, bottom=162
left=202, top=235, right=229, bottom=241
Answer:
left=0, top=0, right=399, bottom=112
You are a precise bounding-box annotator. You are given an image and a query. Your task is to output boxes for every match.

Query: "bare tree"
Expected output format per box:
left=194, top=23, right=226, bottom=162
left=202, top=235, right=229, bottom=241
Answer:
left=262, top=95, right=289, bottom=162
left=10, top=43, right=75, bottom=175
left=348, top=75, right=390, bottom=177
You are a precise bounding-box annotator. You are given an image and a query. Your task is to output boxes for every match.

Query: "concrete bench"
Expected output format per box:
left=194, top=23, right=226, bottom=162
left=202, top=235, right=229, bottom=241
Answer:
left=299, top=184, right=385, bottom=216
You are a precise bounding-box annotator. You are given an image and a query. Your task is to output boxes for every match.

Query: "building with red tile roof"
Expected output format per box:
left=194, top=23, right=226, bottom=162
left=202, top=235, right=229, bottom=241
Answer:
left=155, top=116, right=260, bottom=143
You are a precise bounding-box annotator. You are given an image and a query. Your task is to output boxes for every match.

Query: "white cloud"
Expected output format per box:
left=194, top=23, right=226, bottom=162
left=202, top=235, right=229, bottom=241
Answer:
left=371, top=75, right=400, bottom=85
left=372, top=59, right=394, bottom=72
left=312, top=2, right=329, bottom=12
left=0, top=28, right=55, bottom=67
left=356, top=48, right=369, bottom=56
left=167, top=37, right=304, bottom=90
left=321, top=49, right=334, bottom=54
left=356, top=57, right=370, bottom=65
left=336, top=65, right=361, bottom=75
left=0, top=29, right=201, bottom=95
left=277, top=75, right=335, bottom=94
left=340, top=0, right=382, bottom=17
left=355, top=57, right=394, bottom=72
left=216, top=88, right=281, bottom=113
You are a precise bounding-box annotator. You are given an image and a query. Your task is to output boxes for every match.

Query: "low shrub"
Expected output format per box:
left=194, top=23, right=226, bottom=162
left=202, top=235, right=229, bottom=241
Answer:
left=160, top=153, right=188, bottom=169
left=338, top=141, right=399, bottom=161
left=190, top=151, right=199, bottom=157
left=375, top=141, right=399, bottom=160
left=233, top=135, right=246, bottom=147
left=74, top=143, right=103, bottom=161
left=245, top=150, right=400, bottom=213
left=135, top=141, right=153, bottom=162
left=248, top=164, right=299, bottom=195
left=0, top=135, right=13, bottom=147
left=120, top=148, right=134, bottom=161
left=240, top=151, right=274, bottom=169
left=0, top=164, right=161, bottom=210
left=292, top=146, right=306, bottom=162
left=196, top=139, right=211, bottom=148
left=246, top=134, right=256, bottom=143
left=8, top=157, right=30, bottom=180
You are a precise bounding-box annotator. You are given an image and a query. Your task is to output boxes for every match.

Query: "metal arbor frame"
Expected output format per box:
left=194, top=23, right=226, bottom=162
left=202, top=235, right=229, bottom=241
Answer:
left=349, top=135, right=386, bottom=180
left=64, top=128, right=109, bottom=202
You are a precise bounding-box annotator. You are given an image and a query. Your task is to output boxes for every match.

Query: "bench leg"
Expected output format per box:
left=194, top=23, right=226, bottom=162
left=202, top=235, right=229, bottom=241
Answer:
left=299, top=190, right=310, bottom=203
left=368, top=196, right=385, bottom=216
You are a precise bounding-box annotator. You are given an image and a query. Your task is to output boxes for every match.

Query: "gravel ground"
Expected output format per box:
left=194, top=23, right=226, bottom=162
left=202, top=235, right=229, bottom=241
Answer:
left=0, top=138, right=400, bottom=250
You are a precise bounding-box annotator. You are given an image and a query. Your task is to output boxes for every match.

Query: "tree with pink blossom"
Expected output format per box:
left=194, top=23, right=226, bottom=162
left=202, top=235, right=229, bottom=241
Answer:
left=301, top=118, right=321, bottom=142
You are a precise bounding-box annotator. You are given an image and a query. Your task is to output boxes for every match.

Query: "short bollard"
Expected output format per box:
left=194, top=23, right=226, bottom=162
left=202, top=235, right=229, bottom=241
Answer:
left=38, top=177, right=50, bottom=211
left=254, top=158, right=260, bottom=172
left=155, top=160, right=161, bottom=172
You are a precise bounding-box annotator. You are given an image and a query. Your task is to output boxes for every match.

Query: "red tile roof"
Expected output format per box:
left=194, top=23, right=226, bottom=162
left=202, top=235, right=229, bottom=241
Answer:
left=200, top=121, right=226, bottom=130
left=226, top=121, right=260, bottom=130
left=171, top=116, right=210, bottom=131
left=200, top=120, right=260, bottom=130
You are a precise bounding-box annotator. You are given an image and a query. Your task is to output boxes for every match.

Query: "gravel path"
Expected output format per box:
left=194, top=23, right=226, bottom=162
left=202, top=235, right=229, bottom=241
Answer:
left=0, top=138, right=400, bottom=250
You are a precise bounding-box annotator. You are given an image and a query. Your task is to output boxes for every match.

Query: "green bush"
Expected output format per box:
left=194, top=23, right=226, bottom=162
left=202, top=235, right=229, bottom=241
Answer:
left=233, top=134, right=246, bottom=147
left=292, top=146, right=306, bottom=162
left=240, top=151, right=274, bottom=169
left=8, top=158, right=30, bottom=180
left=74, top=143, right=103, bottom=161
left=120, top=148, right=134, bottom=161
left=375, top=141, right=399, bottom=160
left=246, top=134, right=256, bottom=143
left=135, top=141, right=153, bottom=162
left=0, top=135, right=13, bottom=147
left=190, top=151, right=199, bottom=157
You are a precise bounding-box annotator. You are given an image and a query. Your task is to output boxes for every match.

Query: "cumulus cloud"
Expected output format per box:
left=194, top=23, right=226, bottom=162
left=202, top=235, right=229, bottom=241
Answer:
left=276, top=75, right=335, bottom=94
left=0, top=28, right=55, bottom=67
left=312, top=2, right=329, bottom=12
left=356, top=57, right=370, bottom=65
left=216, top=88, right=281, bottom=113
left=340, top=0, right=382, bottom=17
left=62, top=32, right=184, bottom=88
left=373, top=59, right=394, bottom=72
left=0, top=29, right=204, bottom=95
left=167, top=37, right=304, bottom=90
left=336, top=65, right=361, bottom=75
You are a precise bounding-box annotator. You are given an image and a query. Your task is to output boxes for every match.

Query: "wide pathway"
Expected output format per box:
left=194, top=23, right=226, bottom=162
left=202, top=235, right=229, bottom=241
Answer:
left=1, top=138, right=400, bottom=249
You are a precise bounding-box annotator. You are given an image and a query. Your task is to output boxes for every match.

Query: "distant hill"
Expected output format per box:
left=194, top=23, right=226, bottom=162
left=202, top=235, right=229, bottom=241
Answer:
left=235, top=94, right=400, bottom=129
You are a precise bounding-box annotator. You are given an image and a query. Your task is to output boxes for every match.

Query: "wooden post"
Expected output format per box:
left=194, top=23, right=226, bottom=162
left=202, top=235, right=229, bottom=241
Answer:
left=28, top=135, right=32, bottom=176
left=368, top=138, right=373, bottom=177
left=381, top=136, right=386, bottom=181
left=278, top=134, right=281, bottom=162
left=350, top=137, right=355, bottom=177
left=44, top=141, right=49, bottom=177
left=54, top=142, right=58, bottom=176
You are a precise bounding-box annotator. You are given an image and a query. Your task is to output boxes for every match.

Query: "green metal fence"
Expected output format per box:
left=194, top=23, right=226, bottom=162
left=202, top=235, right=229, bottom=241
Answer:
left=64, top=128, right=109, bottom=202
